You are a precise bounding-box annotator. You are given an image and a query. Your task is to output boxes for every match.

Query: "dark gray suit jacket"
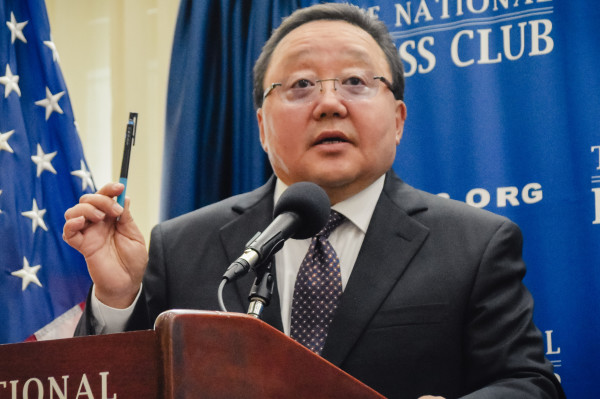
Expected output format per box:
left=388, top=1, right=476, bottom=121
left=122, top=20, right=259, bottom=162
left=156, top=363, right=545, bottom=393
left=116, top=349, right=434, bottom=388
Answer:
left=77, top=171, right=564, bottom=398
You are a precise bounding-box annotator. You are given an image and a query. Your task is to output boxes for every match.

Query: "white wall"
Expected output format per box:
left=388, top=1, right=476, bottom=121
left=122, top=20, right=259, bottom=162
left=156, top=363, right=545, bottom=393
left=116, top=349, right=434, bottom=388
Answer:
left=45, top=0, right=179, bottom=245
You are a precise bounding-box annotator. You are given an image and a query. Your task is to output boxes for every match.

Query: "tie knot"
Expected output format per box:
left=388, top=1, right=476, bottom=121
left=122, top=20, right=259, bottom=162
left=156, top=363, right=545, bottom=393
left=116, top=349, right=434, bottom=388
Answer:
left=316, top=210, right=345, bottom=239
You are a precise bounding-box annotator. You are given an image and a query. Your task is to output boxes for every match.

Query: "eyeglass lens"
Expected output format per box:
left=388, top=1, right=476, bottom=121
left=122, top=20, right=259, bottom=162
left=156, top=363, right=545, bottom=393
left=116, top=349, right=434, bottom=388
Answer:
left=264, top=71, right=390, bottom=104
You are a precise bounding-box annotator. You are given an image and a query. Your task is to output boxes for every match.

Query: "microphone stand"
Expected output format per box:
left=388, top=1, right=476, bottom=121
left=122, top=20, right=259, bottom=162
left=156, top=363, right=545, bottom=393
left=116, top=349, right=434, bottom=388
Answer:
left=247, top=262, right=275, bottom=319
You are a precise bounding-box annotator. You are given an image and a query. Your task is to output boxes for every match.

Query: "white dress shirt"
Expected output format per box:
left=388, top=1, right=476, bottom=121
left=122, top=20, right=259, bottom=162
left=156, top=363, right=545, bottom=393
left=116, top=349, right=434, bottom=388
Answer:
left=273, top=176, right=384, bottom=335
left=91, top=175, right=384, bottom=335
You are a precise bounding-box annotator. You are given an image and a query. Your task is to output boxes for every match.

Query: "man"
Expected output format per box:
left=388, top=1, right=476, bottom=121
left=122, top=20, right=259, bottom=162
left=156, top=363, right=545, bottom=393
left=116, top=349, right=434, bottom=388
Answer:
left=63, top=3, right=564, bottom=398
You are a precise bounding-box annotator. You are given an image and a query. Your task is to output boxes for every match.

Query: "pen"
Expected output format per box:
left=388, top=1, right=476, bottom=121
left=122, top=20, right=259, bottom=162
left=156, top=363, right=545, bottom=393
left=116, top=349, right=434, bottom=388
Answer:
left=116, top=112, right=138, bottom=208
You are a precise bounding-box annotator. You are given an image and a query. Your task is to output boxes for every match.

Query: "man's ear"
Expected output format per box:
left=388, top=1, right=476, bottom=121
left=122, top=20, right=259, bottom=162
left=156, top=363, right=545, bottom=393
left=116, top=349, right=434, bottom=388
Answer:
left=257, top=108, right=268, bottom=152
left=395, top=100, right=407, bottom=145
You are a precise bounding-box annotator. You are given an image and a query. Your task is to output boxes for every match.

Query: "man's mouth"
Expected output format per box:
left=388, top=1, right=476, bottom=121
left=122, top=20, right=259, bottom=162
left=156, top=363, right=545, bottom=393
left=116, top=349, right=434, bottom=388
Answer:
left=314, top=132, right=350, bottom=146
left=317, top=137, right=348, bottom=145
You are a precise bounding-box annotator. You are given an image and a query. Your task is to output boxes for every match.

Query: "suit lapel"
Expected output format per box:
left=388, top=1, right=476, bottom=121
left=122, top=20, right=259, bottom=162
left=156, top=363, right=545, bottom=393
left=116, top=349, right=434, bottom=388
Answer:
left=217, top=177, right=284, bottom=332
left=322, top=172, right=430, bottom=366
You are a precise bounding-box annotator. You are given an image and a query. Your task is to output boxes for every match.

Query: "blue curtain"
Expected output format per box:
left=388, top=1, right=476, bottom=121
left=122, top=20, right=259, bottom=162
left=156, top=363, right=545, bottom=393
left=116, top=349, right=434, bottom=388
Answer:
left=161, top=0, right=301, bottom=220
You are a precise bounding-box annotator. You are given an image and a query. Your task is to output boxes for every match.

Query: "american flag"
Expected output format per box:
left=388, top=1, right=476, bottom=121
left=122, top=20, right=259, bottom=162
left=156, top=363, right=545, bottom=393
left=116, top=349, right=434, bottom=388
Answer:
left=0, top=0, right=93, bottom=343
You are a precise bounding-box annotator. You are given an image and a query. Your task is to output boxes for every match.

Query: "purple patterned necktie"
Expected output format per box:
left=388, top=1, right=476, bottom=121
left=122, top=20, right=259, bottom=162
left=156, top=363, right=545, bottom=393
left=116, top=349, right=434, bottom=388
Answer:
left=290, top=210, right=346, bottom=355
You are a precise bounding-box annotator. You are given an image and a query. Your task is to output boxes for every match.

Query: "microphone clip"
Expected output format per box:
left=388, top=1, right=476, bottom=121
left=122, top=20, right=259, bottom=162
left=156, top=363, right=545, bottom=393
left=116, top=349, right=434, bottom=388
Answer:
left=247, top=263, right=275, bottom=319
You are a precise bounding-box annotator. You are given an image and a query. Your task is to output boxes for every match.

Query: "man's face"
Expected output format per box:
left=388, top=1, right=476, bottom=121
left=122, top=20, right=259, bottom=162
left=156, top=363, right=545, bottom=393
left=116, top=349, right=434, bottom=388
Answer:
left=257, top=20, right=407, bottom=204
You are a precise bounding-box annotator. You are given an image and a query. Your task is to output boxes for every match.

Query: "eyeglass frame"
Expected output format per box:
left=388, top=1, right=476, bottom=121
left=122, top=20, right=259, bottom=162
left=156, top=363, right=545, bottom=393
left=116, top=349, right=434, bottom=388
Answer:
left=262, top=74, right=394, bottom=103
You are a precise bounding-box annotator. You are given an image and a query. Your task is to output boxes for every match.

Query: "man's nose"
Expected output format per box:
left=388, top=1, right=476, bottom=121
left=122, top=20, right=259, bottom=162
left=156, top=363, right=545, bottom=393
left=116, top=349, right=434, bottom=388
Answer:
left=313, top=79, right=348, bottom=119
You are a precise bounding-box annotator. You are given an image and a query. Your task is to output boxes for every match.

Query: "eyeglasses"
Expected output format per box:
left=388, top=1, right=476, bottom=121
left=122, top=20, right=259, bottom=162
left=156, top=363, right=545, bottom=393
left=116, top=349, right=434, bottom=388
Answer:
left=262, top=71, right=394, bottom=104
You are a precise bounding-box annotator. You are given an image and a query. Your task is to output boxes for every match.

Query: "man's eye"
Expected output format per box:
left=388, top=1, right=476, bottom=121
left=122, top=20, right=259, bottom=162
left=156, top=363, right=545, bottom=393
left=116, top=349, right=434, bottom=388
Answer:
left=291, top=79, right=314, bottom=89
left=343, top=76, right=367, bottom=86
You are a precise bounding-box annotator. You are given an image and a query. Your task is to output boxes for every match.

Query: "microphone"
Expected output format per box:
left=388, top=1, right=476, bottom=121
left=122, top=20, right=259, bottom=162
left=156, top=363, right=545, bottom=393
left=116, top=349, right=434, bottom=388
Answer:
left=222, top=182, right=330, bottom=282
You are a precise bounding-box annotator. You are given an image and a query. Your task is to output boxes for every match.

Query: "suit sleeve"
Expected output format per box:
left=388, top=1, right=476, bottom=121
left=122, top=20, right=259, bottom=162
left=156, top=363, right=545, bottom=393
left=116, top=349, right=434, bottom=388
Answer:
left=460, top=220, right=565, bottom=398
left=73, top=286, right=98, bottom=336
left=135, top=222, right=169, bottom=328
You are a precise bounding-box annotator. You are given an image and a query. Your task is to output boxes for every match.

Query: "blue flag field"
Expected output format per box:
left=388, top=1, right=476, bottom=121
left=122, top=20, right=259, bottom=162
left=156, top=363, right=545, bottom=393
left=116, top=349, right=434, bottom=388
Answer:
left=0, top=0, right=93, bottom=343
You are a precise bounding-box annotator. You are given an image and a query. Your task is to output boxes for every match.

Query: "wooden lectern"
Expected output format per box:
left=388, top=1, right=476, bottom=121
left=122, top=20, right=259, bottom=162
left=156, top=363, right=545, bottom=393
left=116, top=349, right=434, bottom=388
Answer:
left=0, top=310, right=384, bottom=398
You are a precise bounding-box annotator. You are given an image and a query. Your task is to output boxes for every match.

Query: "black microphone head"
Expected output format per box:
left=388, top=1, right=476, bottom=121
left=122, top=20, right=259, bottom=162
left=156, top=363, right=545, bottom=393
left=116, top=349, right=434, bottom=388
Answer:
left=274, top=182, right=331, bottom=239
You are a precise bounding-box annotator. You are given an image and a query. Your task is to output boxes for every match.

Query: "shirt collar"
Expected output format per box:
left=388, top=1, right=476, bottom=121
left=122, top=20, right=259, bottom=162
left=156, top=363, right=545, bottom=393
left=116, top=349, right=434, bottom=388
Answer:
left=273, top=175, right=385, bottom=234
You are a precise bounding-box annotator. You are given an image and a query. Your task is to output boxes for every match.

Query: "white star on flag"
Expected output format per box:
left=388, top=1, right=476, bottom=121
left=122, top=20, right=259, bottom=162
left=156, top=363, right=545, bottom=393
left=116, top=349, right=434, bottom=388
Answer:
left=6, top=12, right=28, bottom=44
left=44, top=39, right=60, bottom=62
left=71, top=160, right=95, bottom=191
left=34, top=87, right=65, bottom=120
left=0, top=64, right=21, bottom=98
left=0, top=130, right=15, bottom=153
left=21, top=199, right=48, bottom=233
left=11, top=257, right=43, bottom=291
left=31, top=143, right=57, bottom=177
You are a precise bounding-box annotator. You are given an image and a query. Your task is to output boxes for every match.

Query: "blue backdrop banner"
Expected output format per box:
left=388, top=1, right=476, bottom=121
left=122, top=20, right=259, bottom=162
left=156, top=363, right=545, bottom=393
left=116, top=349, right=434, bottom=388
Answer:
left=354, top=2, right=598, bottom=396
left=164, top=1, right=598, bottom=396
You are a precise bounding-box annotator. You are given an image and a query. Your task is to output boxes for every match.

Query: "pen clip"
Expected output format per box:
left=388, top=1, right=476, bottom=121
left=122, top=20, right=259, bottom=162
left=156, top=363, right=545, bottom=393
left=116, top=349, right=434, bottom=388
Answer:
left=128, top=112, right=138, bottom=145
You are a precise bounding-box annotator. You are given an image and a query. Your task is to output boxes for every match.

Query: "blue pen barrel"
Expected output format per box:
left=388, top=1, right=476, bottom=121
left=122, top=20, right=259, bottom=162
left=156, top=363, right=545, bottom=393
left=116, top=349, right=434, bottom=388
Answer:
left=117, top=177, right=128, bottom=207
